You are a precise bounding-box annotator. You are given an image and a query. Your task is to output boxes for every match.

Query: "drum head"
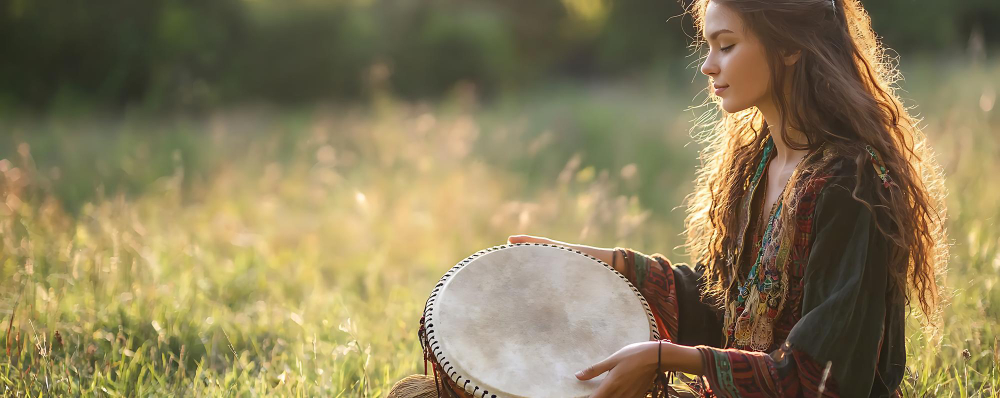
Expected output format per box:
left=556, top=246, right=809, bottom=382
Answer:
left=423, top=244, right=658, bottom=398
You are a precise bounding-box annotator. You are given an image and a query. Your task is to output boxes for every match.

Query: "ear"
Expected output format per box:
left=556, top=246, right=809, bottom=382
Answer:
left=782, top=49, right=802, bottom=66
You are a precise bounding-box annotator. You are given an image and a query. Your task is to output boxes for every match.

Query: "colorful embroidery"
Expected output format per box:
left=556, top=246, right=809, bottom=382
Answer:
left=725, top=137, right=821, bottom=351
left=621, top=250, right=680, bottom=341
left=697, top=345, right=839, bottom=398
left=634, top=252, right=650, bottom=289
left=617, top=142, right=897, bottom=397
left=714, top=350, right=741, bottom=397
left=865, top=144, right=895, bottom=188
left=792, top=349, right=840, bottom=397
left=773, top=170, right=833, bottom=338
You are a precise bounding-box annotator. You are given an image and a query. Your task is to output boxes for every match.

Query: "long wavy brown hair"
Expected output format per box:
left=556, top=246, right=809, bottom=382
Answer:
left=681, top=0, right=948, bottom=321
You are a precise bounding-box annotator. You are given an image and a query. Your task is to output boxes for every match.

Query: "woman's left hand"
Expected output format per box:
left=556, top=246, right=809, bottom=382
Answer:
left=575, top=341, right=659, bottom=398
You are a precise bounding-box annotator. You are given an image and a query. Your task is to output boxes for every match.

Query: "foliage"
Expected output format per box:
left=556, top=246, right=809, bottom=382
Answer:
left=2, top=0, right=999, bottom=110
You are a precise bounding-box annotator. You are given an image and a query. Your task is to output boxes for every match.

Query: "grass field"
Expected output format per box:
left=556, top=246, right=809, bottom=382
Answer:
left=0, top=58, right=998, bottom=396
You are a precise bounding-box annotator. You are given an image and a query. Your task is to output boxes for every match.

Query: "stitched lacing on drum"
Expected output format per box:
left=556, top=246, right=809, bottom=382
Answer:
left=420, top=243, right=660, bottom=398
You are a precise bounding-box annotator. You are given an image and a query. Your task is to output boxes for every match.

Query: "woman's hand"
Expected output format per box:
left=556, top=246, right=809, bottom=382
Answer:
left=576, top=341, right=705, bottom=398
left=506, top=234, right=620, bottom=273
left=574, top=341, right=659, bottom=398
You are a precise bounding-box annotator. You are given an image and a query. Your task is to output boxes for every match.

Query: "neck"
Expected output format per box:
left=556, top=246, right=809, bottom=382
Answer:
left=758, top=103, right=809, bottom=166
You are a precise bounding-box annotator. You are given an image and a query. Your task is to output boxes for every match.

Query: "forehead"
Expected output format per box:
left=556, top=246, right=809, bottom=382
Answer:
left=702, top=2, right=743, bottom=40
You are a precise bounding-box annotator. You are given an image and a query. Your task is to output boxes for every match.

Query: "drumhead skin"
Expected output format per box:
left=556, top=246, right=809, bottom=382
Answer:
left=422, top=243, right=659, bottom=398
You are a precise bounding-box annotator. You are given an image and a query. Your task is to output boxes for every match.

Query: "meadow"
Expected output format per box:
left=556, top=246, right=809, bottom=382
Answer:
left=0, top=57, right=998, bottom=396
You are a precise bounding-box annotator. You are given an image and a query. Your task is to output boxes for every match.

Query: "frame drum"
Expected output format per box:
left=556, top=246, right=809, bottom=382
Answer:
left=418, top=243, right=660, bottom=398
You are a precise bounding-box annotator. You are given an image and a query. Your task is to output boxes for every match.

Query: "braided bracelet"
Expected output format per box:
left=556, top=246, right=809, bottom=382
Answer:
left=657, top=339, right=663, bottom=374
left=611, top=248, right=618, bottom=272
left=616, top=248, right=629, bottom=276
left=654, top=338, right=675, bottom=398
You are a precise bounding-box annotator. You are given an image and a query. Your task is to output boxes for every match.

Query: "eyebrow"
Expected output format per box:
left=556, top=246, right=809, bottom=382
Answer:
left=708, top=29, right=734, bottom=41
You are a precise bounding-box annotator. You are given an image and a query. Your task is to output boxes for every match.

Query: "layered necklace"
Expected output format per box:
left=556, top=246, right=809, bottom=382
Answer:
left=723, top=137, right=820, bottom=351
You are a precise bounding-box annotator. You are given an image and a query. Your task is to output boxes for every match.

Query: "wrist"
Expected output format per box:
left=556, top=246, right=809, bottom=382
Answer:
left=668, top=344, right=705, bottom=375
left=642, top=341, right=663, bottom=372
left=604, top=247, right=619, bottom=272
left=570, top=244, right=616, bottom=268
left=607, top=247, right=625, bottom=274
left=644, top=341, right=704, bottom=375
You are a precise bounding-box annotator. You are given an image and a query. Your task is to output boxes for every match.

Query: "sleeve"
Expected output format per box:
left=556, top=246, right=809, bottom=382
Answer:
left=617, top=248, right=725, bottom=348
left=692, top=176, right=896, bottom=397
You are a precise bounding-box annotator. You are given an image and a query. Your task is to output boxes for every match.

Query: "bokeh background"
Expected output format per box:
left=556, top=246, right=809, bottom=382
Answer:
left=0, top=0, right=998, bottom=395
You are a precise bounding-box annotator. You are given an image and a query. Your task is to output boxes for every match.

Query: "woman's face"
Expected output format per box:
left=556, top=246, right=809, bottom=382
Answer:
left=699, top=1, right=772, bottom=114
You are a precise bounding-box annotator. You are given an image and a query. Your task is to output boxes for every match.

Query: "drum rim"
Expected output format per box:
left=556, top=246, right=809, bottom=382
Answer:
left=421, top=243, right=660, bottom=398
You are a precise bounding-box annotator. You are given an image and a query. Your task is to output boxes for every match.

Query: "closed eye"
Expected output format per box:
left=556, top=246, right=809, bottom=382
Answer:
left=720, top=44, right=735, bottom=53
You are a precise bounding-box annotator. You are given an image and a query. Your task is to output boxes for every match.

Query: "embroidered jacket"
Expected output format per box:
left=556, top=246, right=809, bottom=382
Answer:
left=620, top=139, right=906, bottom=397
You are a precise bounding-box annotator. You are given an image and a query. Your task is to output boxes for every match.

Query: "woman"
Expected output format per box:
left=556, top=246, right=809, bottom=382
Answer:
left=512, top=0, right=948, bottom=396
left=390, top=0, right=947, bottom=396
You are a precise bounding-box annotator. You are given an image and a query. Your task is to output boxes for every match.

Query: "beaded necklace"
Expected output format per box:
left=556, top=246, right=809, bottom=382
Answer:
left=724, top=138, right=891, bottom=350
left=732, top=141, right=785, bottom=318
left=725, top=137, right=820, bottom=350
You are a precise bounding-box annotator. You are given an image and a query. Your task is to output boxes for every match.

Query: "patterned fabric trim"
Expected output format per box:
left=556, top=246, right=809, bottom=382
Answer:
left=619, top=248, right=680, bottom=342
left=696, top=345, right=840, bottom=398
left=713, top=349, right=741, bottom=397
left=725, top=139, right=836, bottom=352
left=791, top=348, right=840, bottom=397
left=771, top=169, right=835, bottom=341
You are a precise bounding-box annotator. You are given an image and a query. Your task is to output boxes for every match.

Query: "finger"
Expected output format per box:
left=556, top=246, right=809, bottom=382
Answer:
left=575, top=356, right=616, bottom=381
left=507, top=235, right=549, bottom=244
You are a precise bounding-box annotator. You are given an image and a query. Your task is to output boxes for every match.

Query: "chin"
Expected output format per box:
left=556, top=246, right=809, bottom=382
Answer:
left=720, top=97, right=752, bottom=114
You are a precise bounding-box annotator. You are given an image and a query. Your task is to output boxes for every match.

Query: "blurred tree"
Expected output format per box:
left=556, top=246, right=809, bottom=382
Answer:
left=0, top=0, right=995, bottom=111
left=222, top=2, right=377, bottom=104
left=593, top=0, right=689, bottom=74
left=386, top=0, right=518, bottom=99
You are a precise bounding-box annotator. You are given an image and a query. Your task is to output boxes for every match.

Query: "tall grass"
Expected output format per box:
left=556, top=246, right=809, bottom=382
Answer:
left=0, top=59, right=998, bottom=396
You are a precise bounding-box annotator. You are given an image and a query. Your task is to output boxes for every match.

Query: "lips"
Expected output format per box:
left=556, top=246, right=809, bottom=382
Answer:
left=714, top=85, right=729, bottom=95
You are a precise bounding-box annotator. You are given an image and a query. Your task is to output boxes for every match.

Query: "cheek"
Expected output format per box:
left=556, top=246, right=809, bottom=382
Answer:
left=727, top=49, right=771, bottom=103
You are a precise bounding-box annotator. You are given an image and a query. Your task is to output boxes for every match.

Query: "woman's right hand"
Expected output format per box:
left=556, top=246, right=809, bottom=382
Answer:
left=506, top=235, right=621, bottom=273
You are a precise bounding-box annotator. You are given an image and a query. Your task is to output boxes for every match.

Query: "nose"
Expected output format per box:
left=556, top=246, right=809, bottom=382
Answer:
left=700, top=52, right=719, bottom=77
